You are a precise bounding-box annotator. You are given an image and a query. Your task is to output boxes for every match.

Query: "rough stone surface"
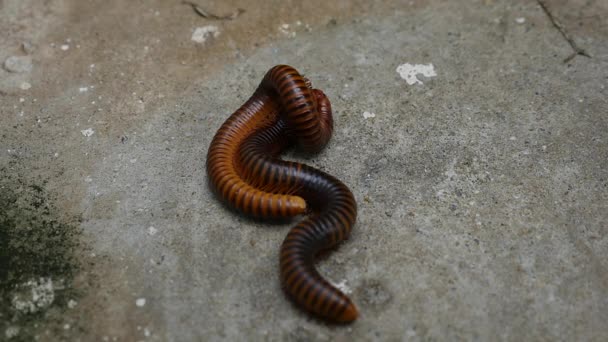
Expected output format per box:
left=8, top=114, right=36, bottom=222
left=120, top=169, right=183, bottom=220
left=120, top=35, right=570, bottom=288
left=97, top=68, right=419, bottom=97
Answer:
left=1, top=0, right=607, bottom=340
left=3, top=55, right=33, bottom=73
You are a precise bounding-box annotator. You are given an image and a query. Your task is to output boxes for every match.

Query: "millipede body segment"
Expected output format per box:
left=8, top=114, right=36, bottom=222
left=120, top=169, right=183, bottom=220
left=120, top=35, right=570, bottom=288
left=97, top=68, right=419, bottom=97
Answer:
left=206, top=65, right=358, bottom=323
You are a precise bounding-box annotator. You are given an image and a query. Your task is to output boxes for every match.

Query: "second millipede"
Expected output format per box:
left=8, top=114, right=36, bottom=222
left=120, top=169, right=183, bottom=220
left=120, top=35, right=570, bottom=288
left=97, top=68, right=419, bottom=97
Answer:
left=206, top=65, right=358, bottom=323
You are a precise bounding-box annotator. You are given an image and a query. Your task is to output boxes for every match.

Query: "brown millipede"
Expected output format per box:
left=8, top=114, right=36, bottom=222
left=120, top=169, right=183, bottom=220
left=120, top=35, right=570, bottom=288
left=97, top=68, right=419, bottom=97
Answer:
left=206, top=90, right=307, bottom=218
left=206, top=65, right=358, bottom=322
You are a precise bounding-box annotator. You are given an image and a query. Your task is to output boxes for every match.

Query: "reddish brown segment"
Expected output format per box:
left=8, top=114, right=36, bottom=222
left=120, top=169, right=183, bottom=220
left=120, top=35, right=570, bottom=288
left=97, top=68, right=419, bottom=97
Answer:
left=206, top=65, right=358, bottom=322
left=260, top=65, right=333, bottom=153
left=206, top=90, right=307, bottom=218
left=239, top=118, right=358, bottom=323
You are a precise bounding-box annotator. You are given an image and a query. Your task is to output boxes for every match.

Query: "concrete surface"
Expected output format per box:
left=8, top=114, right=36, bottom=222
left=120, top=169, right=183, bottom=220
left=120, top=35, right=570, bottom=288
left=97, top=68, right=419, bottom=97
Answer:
left=1, top=0, right=607, bottom=340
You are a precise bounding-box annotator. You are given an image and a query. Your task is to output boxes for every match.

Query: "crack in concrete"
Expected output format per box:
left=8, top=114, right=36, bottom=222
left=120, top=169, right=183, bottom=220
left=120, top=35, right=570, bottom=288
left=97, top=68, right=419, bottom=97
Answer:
left=536, top=0, right=592, bottom=63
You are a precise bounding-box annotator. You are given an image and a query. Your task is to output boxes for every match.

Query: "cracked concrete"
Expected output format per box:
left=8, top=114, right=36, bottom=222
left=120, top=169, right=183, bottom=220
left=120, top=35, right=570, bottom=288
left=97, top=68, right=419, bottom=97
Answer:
left=1, top=0, right=607, bottom=340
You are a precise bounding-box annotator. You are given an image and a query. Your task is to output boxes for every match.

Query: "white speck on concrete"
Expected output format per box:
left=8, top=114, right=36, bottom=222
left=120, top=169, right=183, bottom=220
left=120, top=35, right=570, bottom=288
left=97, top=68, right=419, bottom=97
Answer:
left=445, top=159, right=457, bottom=179
left=191, top=26, right=220, bottom=44
left=396, top=63, right=437, bottom=85
left=63, top=324, right=70, bottom=330
left=20, top=82, right=32, bottom=90
left=3, top=56, right=33, bottom=73
left=79, top=87, right=89, bottom=92
left=509, top=136, right=517, bottom=141
left=81, top=128, right=95, bottom=137
left=19, top=98, right=25, bottom=103
left=515, top=17, right=526, bottom=24
left=363, top=111, right=376, bottom=119
left=332, top=279, right=352, bottom=294
left=5, top=326, right=20, bottom=339
left=11, top=278, right=56, bottom=314
left=136, top=298, right=146, bottom=307
left=144, top=327, right=151, bottom=337
left=278, top=23, right=296, bottom=38
left=60, top=44, right=70, bottom=51
left=67, top=299, right=78, bottom=308
left=148, top=226, right=158, bottom=236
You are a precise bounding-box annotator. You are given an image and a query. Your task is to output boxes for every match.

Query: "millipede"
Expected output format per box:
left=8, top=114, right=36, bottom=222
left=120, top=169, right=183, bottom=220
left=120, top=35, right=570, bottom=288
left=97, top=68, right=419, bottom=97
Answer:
left=206, top=65, right=358, bottom=323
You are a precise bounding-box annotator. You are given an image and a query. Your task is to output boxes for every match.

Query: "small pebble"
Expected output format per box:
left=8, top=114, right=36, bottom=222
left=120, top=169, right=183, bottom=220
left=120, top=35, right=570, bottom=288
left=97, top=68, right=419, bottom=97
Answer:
left=363, top=111, right=376, bottom=119
left=4, top=56, right=32, bottom=73
left=22, top=42, right=35, bottom=53
left=136, top=298, right=146, bottom=307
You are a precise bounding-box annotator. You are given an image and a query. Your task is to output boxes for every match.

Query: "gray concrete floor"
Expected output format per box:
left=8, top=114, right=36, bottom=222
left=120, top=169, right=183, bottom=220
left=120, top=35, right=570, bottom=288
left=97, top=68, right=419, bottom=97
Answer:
left=1, top=0, right=607, bottom=340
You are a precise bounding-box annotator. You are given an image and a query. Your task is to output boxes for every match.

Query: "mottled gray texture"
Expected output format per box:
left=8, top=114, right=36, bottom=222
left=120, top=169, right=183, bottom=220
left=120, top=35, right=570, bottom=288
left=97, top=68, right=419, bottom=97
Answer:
left=1, top=0, right=607, bottom=340
left=3, top=55, right=32, bottom=73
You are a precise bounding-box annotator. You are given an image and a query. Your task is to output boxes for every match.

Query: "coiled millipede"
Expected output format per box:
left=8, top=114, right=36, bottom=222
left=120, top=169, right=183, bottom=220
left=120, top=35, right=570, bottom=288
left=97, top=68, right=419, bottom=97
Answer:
left=206, top=65, right=358, bottom=322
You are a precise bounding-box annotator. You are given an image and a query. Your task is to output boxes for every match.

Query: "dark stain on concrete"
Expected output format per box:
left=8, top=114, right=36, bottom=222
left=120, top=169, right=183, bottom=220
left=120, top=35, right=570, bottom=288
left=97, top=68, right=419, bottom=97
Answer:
left=0, top=168, right=82, bottom=341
